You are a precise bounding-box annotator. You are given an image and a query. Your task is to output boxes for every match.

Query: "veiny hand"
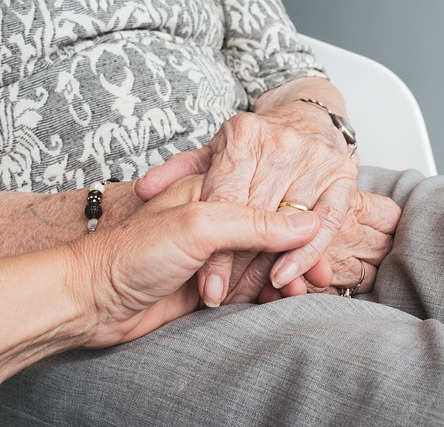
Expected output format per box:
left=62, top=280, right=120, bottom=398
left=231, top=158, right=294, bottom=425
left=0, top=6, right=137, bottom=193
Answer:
left=257, top=190, right=402, bottom=302
left=135, top=103, right=357, bottom=307
left=72, top=175, right=319, bottom=348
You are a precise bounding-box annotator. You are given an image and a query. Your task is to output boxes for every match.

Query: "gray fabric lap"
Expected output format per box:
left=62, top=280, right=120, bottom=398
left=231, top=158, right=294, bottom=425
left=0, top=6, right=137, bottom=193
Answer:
left=358, top=166, right=444, bottom=321
left=1, top=296, right=443, bottom=425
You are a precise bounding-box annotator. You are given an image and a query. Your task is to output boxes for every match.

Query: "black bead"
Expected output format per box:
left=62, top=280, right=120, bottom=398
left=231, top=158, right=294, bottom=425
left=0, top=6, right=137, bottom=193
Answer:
left=87, top=190, right=102, bottom=204
left=85, top=203, right=103, bottom=219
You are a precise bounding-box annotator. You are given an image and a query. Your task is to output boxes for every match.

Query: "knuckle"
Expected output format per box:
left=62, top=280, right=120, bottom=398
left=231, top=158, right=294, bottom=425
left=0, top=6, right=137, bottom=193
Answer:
left=206, top=185, right=246, bottom=204
left=382, top=236, right=394, bottom=258
left=207, top=251, right=234, bottom=271
left=181, top=201, right=206, bottom=234
left=230, top=112, right=262, bottom=131
left=226, top=113, right=264, bottom=151
left=252, top=209, right=277, bottom=242
left=304, top=241, right=323, bottom=262
left=322, top=204, right=345, bottom=233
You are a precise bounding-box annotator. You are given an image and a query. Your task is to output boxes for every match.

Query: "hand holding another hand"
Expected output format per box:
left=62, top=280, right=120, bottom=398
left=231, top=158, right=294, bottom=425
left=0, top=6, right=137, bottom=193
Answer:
left=72, top=175, right=319, bottom=348
left=135, top=101, right=357, bottom=306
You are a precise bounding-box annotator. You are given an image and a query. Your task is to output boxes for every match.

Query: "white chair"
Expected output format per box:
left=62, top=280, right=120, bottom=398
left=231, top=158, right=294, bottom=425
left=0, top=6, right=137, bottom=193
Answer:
left=299, top=34, right=437, bottom=177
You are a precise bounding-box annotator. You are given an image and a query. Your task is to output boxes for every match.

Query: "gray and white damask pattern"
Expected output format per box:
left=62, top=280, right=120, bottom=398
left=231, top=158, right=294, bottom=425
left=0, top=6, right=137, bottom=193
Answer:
left=0, top=0, right=325, bottom=193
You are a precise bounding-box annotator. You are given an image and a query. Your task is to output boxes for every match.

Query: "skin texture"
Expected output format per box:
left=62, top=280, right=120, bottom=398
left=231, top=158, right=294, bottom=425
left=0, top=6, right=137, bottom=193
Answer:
left=0, top=182, right=143, bottom=258
left=0, top=175, right=320, bottom=383
left=135, top=77, right=400, bottom=307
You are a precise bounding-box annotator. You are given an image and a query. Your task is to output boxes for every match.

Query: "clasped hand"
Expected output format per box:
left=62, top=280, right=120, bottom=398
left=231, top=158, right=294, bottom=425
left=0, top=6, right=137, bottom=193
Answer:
left=74, top=174, right=319, bottom=348
left=135, top=103, right=401, bottom=306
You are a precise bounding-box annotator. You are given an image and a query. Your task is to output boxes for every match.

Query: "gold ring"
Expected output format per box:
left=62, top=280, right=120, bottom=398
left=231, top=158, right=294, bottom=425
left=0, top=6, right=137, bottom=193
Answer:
left=132, top=178, right=140, bottom=196
left=278, top=201, right=309, bottom=211
left=338, top=259, right=366, bottom=298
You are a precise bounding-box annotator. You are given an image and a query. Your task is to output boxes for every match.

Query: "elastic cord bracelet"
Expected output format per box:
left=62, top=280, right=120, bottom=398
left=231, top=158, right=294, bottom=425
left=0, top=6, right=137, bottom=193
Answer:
left=84, top=178, right=119, bottom=234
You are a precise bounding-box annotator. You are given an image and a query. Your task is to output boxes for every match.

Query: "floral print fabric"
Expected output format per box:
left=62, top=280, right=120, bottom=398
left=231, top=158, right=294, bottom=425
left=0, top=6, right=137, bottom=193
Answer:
left=0, top=0, right=325, bottom=192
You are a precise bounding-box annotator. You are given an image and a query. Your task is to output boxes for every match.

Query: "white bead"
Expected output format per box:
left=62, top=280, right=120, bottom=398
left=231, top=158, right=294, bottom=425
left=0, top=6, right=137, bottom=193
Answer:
left=89, top=181, right=105, bottom=193
left=87, top=218, right=98, bottom=233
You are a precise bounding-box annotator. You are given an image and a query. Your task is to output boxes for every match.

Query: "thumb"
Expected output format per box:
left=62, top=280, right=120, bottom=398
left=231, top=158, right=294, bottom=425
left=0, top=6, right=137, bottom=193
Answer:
left=186, top=202, right=320, bottom=262
left=184, top=203, right=319, bottom=307
left=135, top=147, right=212, bottom=201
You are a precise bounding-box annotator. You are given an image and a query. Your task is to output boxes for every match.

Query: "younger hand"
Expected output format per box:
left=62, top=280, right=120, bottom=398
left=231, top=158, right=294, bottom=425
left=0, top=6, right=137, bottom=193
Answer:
left=73, top=175, right=319, bottom=348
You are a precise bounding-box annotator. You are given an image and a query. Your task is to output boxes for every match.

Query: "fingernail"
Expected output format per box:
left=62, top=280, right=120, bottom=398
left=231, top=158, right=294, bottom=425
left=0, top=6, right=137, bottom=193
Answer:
left=286, top=212, right=316, bottom=234
left=271, top=262, right=299, bottom=289
left=204, top=275, right=224, bottom=308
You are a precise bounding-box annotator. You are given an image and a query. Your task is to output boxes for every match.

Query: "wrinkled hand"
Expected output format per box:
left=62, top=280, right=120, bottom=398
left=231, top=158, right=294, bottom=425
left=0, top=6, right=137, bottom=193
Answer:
left=257, top=190, right=402, bottom=302
left=75, top=175, right=319, bottom=348
left=136, top=103, right=357, bottom=306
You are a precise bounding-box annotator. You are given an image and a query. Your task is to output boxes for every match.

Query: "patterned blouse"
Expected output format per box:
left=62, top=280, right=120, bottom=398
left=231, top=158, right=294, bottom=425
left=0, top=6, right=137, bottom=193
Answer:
left=0, top=0, right=325, bottom=192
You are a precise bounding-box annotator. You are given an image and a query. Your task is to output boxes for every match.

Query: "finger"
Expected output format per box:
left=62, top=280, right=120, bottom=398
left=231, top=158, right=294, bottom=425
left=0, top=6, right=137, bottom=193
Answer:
left=246, top=207, right=333, bottom=300
left=306, top=283, right=339, bottom=296
left=223, top=204, right=313, bottom=304
left=211, top=200, right=317, bottom=306
left=279, top=277, right=308, bottom=297
left=197, top=122, right=262, bottom=308
left=135, top=147, right=212, bottom=201
left=303, top=256, right=333, bottom=288
left=186, top=208, right=319, bottom=307
left=221, top=198, right=310, bottom=304
left=144, top=174, right=205, bottom=213
left=258, top=283, right=282, bottom=304
left=225, top=252, right=279, bottom=304
left=198, top=251, right=234, bottom=308
left=267, top=257, right=333, bottom=299
left=270, top=177, right=354, bottom=289
left=228, top=250, right=263, bottom=290
left=354, top=190, right=401, bottom=234
left=331, top=258, right=377, bottom=294
left=340, top=224, right=394, bottom=266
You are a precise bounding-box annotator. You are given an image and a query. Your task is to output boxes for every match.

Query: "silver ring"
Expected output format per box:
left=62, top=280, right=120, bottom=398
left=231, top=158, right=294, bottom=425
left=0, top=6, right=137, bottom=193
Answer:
left=338, top=259, right=366, bottom=298
left=349, top=143, right=358, bottom=159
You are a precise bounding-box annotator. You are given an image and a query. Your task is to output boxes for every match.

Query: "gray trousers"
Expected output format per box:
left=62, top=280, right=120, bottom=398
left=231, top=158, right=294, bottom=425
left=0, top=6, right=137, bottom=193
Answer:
left=1, top=167, right=444, bottom=426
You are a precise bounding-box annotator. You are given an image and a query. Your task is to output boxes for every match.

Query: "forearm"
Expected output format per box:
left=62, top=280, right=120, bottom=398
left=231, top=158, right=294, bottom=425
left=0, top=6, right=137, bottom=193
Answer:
left=0, top=245, right=95, bottom=383
left=0, top=182, right=143, bottom=258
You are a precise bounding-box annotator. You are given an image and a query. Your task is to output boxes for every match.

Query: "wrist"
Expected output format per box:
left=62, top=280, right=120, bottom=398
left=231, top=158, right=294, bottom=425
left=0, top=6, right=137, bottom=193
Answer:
left=101, top=182, right=145, bottom=226
left=293, top=98, right=357, bottom=155
left=64, top=231, right=121, bottom=348
left=254, top=76, right=347, bottom=117
left=0, top=245, right=96, bottom=383
left=0, top=182, right=144, bottom=258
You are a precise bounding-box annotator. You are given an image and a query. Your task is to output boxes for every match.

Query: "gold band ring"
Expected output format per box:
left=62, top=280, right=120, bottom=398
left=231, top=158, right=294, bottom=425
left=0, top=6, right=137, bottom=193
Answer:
left=338, top=259, right=366, bottom=298
left=132, top=178, right=140, bottom=196
left=278, top=201, right=309, bottom=212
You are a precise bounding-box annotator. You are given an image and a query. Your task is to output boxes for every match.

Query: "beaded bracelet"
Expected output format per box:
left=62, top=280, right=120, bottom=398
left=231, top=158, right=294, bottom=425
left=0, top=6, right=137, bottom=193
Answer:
left=84, top=178, right=119, bottom=234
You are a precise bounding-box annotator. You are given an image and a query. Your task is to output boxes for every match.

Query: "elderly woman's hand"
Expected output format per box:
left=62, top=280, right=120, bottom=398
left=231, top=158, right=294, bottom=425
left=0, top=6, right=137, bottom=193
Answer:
left=136, top=96, right=357, bottom=307
left=255, top=190, right=402, bottom=302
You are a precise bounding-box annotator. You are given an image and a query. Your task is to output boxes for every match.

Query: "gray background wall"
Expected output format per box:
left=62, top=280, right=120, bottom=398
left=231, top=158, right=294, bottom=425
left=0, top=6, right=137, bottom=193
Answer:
left=282, top=0, right=444, bottom=174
